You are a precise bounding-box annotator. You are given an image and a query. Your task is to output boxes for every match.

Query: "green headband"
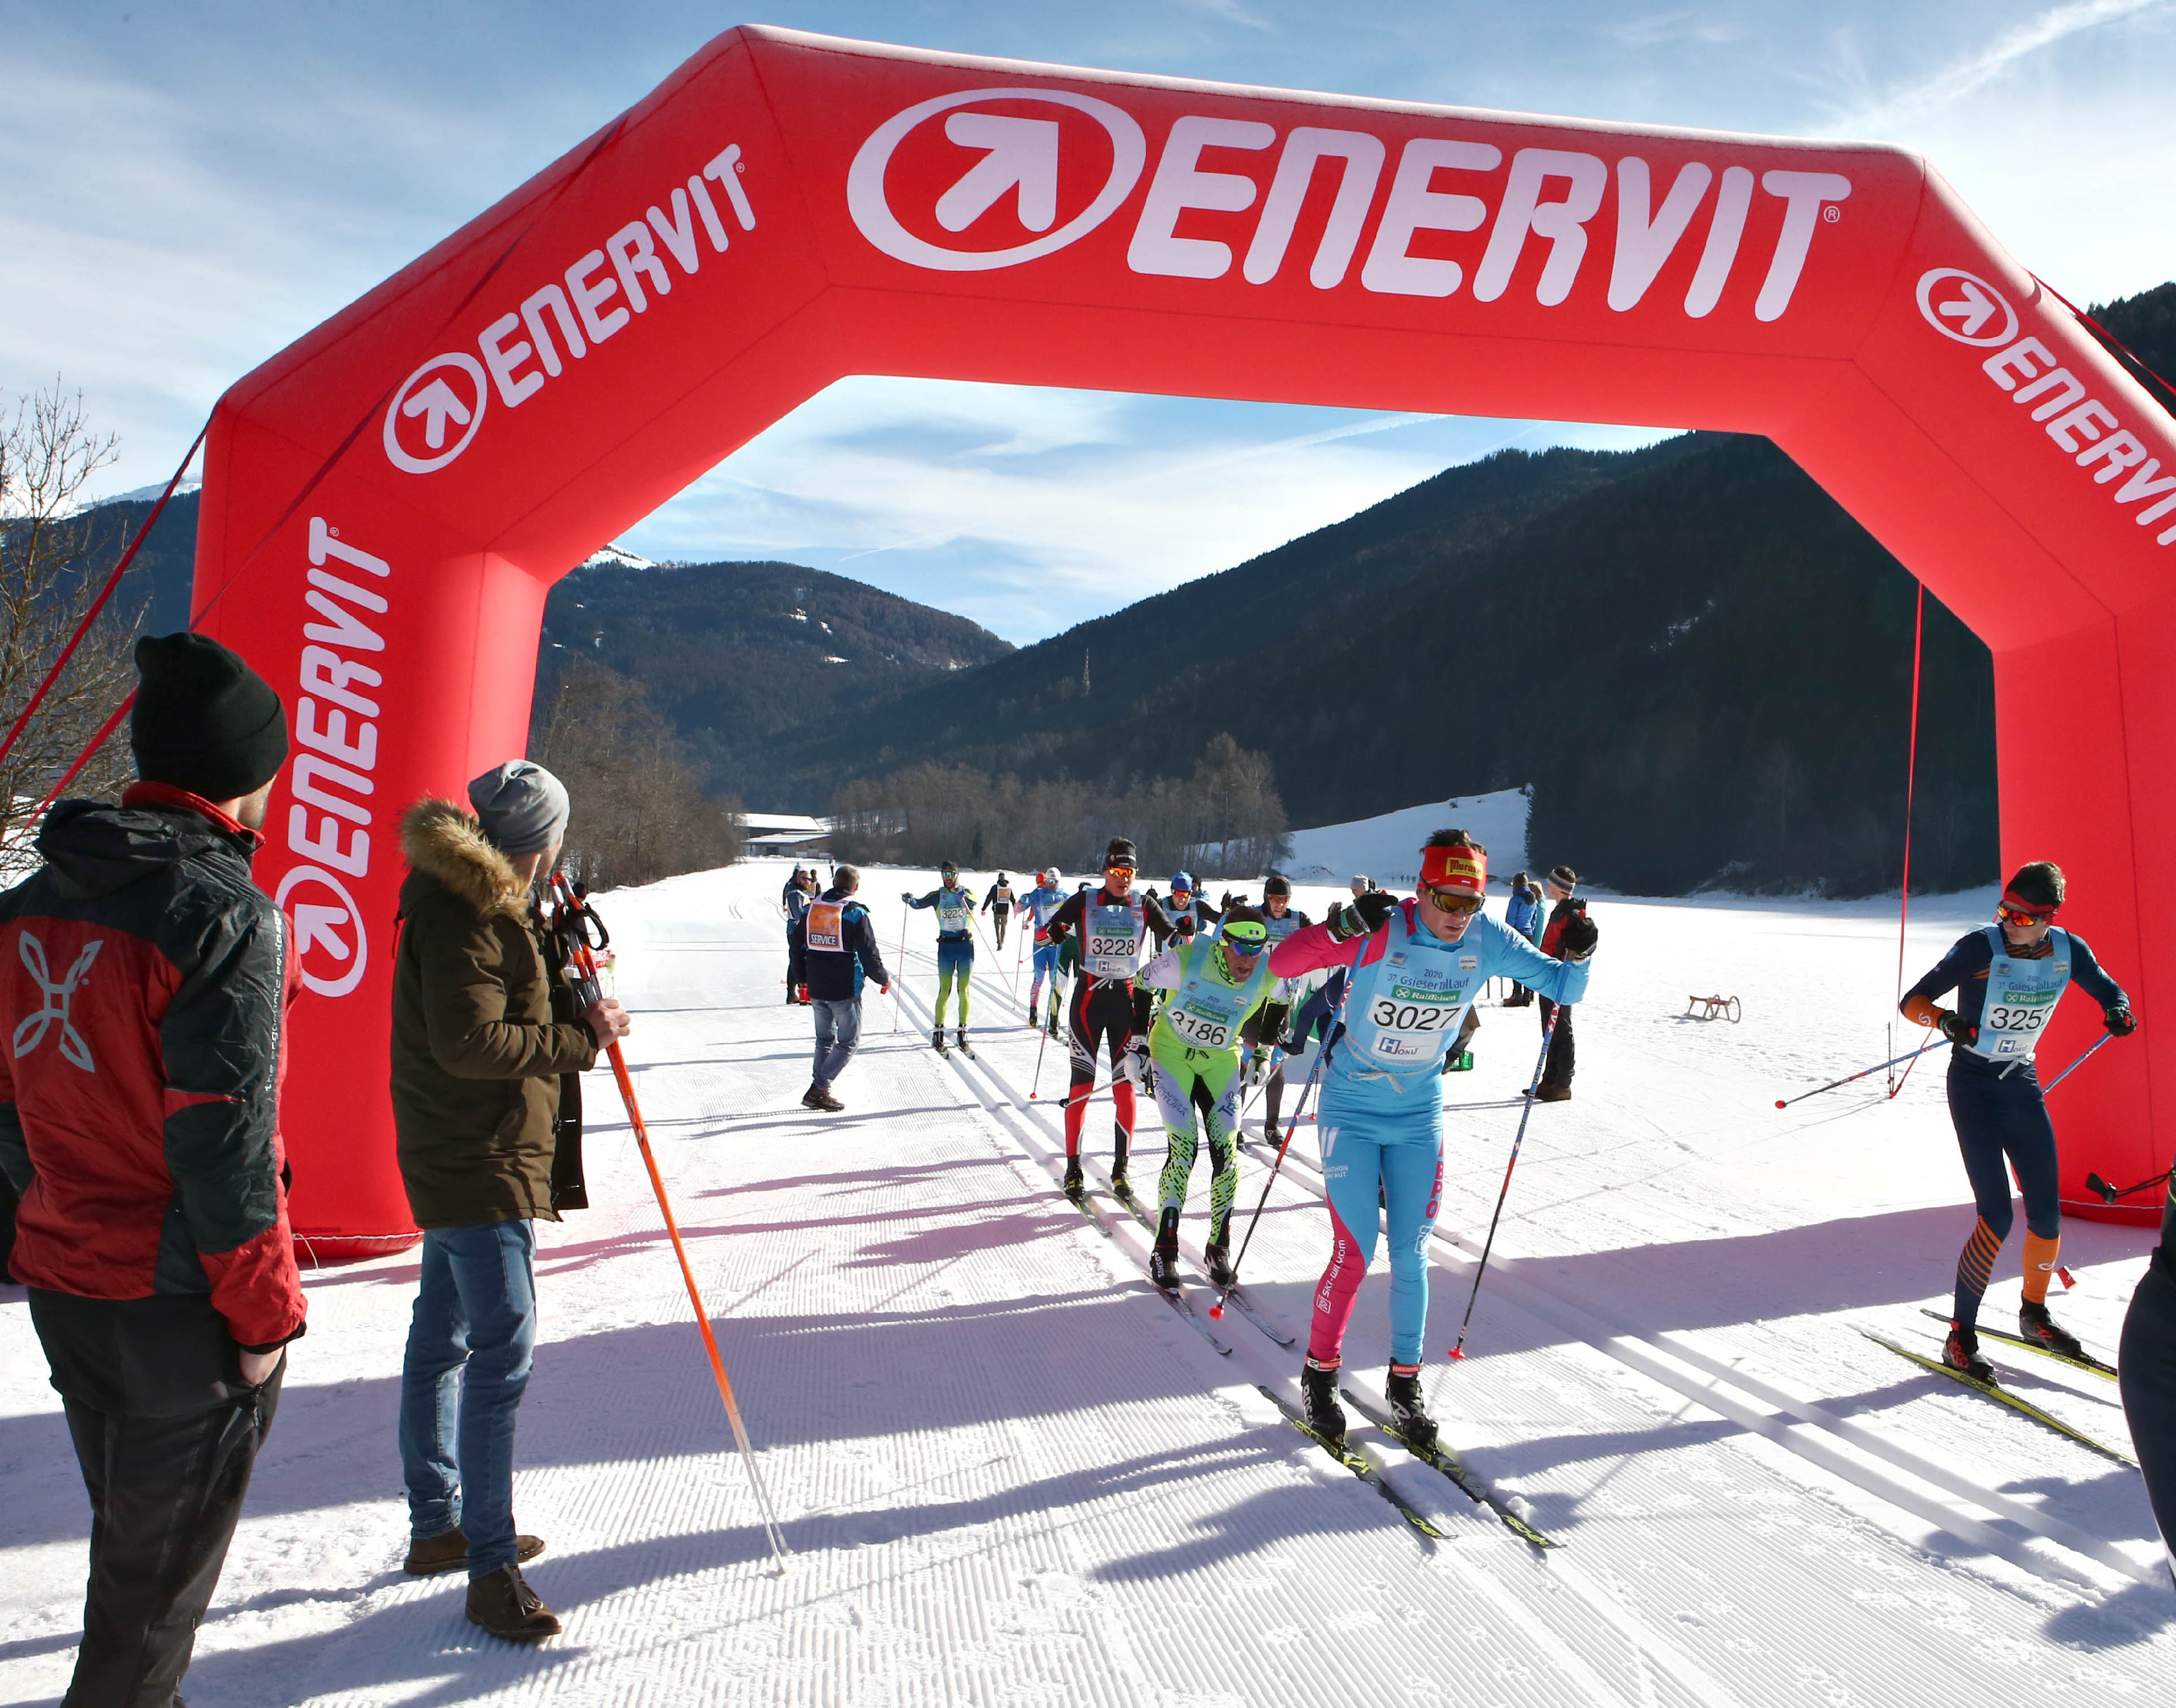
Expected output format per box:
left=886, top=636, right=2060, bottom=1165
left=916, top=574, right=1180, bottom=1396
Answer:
left=1221, top=921, right=1269, bottom=949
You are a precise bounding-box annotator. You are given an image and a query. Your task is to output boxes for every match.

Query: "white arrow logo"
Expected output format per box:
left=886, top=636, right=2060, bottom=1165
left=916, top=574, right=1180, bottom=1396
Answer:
left=1915, top=267, right=2019, bottom=348
left=400, top=378, right=474, bottom=450
left=849, top=87, right=1146, bottom=273
left=935, top=113, right=1060, bottom=233
left=292, top=902, right=352, bottom=962
left=383, top=352, right=490, bottom=474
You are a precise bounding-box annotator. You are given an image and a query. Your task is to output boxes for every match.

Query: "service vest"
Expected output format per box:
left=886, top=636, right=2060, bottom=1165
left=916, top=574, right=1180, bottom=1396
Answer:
left=1084, top=893, right=1147, bottom=979
left=1154, top=938, right=1275, bottom=1056
left=1339, top=905, right=1483, bottom=1075
left=805, top=900, right=846, bottom=954
left=1972, top=925, right=2073, bottom=1063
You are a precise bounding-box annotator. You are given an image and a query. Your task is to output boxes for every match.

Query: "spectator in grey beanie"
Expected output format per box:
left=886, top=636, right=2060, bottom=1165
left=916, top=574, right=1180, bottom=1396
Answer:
left=391, top=755, right=625, bottom=1640
left=466, top=761, right=571, bottom=857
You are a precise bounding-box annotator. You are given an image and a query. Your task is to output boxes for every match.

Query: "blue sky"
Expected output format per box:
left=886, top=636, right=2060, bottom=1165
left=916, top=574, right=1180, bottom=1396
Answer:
left=6, top=1, right=2174, bottom=642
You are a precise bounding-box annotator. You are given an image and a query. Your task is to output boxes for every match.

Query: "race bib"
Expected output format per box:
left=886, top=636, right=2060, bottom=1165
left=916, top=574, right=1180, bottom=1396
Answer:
left=1087, top=901, right=1142, bottom=977
left=1166, top=1005, right=1233, bottom=1050
left=938, top=896, right=972, bottom=933
left=806, top=900, right=845, bottom=953
left=1365, top=982, right=1470, bottom=1061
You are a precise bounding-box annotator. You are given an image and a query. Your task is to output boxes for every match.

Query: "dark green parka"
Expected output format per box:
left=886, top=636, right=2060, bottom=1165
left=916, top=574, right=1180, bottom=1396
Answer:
left=390, top=798, right=595, bottom=1228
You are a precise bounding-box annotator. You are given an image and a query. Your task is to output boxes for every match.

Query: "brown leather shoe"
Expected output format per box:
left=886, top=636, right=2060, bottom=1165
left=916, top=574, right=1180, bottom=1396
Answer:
left=404, top=1525, right=546, bottom=1576
left=1533, top=1083, right=1572, bottom=1103
left=466, top=1564, right=561, bottom=1641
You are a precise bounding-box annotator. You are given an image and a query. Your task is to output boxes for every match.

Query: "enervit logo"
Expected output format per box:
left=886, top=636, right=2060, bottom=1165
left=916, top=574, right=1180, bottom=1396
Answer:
left=278, top=865, right=368, bottom=998
left=383, top=354, right=489, bottom=473
left=1916, top=267, right=2019, bottom=347
left=848, top=87, right=1148, bottom=271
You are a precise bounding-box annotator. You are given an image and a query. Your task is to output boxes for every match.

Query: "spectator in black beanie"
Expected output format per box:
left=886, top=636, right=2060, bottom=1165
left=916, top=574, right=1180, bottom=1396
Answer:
left=0, top=632, right=303, bottom=1707
left=1535, top=866, right=1585, bottom=1100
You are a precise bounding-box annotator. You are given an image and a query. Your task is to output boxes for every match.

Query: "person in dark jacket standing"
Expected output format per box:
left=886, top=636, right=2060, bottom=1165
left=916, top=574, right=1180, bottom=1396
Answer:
left=391, top=762, right=630, bottom=1641
left=781, top=867, right=816, bottom=1004
left=1502, top=870, right=1543, bottom=1007
left=0, top=633, right=304, bottom=1708
left=793, top=864, right=889, bottom=1111
left=1535, top=866, right=1584, bottom=1100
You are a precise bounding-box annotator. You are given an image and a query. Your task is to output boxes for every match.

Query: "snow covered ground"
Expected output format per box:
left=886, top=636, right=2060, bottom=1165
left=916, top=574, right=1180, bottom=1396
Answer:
left=1282, top=790, right=1531, bottom=888
left=4, top=858, right=2171, bottom=1706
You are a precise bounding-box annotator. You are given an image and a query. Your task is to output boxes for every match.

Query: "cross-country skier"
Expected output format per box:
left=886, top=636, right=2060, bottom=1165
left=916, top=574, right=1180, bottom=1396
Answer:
left=1900, top=861, right=2136, bottom=1376
left=1241, top=874, right=1314, bottom=1138
left=1018, top=867, right=1068, bottom=1035
left=983, top=872, right=1016, bottom=950
left=1164, top=871, right=1221, bottom=941
left=2120, top=1156, right=2176, bottom=1576
left=1269, top=830, right=1596, bottom=1451
left=1138, top=905, right=1278, bottom=1288
left=1042, top=839, right=1174, bottom=1200
left=903, top=862, right=978, bottom=1054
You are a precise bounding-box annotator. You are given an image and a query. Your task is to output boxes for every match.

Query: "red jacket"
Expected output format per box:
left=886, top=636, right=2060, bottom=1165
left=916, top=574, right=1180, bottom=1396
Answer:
left=0, top=783, right=305, bottom=1349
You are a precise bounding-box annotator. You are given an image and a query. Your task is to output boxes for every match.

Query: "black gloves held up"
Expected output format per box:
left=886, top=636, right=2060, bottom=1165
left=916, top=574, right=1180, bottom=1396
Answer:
left=1937, top=1009, right=1978, bottom=1047
left=2107, top=1004, right=2139, bottom=1036
left=1557, top=910, right=1599, bottom=962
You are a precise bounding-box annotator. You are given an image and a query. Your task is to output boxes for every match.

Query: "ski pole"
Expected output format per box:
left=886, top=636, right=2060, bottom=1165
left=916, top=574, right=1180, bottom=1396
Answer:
left=2041, top=1032, right=2113, bottom=1094
left=2088, top=1167, right=2171, bottom=1203
left=893, top=907, right=908, bottom=1035
left=549, top=874, right=791, bottom=1570
left=1775, top=1036, right=1949, bottom=1108
left=1449, top=1007, right=1561, bottom=1361
left=1210, top=995, right=1344, bottom=1320
left=1028, top=1012, right=1051, bottom=1101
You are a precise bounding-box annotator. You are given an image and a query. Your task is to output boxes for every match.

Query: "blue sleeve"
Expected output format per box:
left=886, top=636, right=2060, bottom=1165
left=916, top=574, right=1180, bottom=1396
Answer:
left=906, top=891, right=934, bottom=910
left=2067, top=934, right=2128, bottom=1011
left=1903, top=932, right=1988, bottom=1013
left=1478, top=915, right=1590, bottom=1004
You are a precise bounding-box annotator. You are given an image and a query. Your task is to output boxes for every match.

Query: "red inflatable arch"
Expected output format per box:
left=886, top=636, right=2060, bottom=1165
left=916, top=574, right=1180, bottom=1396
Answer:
left=193, top=26, right=2176, bottom=1254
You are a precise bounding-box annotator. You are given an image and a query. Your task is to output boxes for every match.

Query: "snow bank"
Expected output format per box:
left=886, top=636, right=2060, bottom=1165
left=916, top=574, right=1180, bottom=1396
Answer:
left=1281, top=787, right=1531, bottom=887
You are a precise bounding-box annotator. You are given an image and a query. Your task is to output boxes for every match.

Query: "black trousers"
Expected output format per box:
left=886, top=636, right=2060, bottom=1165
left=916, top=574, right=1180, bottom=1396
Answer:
left=1536, top=996, right=1576, bottom=1089
left=29, top=1290, right=284, bottom=1708
left=2121, top=1261, right=2176, bottom=1566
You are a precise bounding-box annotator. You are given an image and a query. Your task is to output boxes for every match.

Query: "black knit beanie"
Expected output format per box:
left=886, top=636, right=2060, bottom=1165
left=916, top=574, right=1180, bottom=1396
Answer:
left=130, top=633, right=289, bottom=801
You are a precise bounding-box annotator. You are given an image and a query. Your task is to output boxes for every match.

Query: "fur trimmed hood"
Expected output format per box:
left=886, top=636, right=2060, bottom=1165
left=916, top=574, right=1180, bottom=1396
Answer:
left=400, top=797, right=529, bottom=918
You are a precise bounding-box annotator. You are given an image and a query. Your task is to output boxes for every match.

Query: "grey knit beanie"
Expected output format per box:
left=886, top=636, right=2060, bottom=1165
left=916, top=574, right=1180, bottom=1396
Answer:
left=467, top=760, right=570, bottom=856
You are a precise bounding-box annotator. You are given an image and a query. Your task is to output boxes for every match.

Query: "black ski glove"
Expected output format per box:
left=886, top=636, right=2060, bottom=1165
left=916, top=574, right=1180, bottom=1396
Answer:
left=1937, top=1008, right=1978, bottom=1046
left=1329, top=890, right=1399, bottom=941
left=2107, top=1004, right=2139, bottom=1036
left=1557, top=910, right=1598, bottom=961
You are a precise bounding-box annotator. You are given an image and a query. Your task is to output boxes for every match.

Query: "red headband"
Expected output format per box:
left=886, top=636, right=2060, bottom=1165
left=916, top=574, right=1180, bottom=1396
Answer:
left=1420, top=843, right=1487, bottom=897
left=2000, top=889, right=2058, bottom=919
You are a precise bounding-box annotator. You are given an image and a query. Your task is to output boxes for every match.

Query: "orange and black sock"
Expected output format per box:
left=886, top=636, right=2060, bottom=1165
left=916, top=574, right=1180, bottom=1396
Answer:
left=2022, top=1232, right=2061, bottom=1306
left=1953, top=1217, right=2003, bottom=1327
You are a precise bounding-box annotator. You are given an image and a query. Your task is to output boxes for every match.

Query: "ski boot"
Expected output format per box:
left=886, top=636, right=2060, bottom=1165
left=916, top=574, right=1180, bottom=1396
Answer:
left=1384, top=1367, right=1440, bottom=1454
left=955, top=1026, right=972, bottom=1056
left=1062, top=1156, right=1085, bottom=1203
left=1943, top=1320, right=1995, bottom=1381
left=2019, top=1300, right=2088, bottom=1361
left=1300, top=1359, right=1347, bottom=1449
left=1109, top=1163, right=1132, bottom=1201
left=932, top=1027, right=948, bottom=1055
left=1204, top=1237, right=1235, bottom=1289
left=1148, top=1208, right=1182, bottom=1290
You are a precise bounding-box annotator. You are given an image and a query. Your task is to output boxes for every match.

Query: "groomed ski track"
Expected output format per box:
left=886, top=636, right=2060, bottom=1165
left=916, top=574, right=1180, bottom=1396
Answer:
left=1, top=860, right=2170, bottom=1706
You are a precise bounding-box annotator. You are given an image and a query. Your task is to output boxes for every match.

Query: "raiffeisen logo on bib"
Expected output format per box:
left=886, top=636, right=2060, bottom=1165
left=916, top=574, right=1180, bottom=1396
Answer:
left=847, top=88, right=1852, bottom=323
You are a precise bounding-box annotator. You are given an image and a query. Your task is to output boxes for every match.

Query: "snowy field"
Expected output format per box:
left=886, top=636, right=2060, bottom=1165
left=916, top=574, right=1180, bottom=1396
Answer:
left=3, top=858, right=2171, bottom=1706
left=1280, top=789, right=1530, bottom=889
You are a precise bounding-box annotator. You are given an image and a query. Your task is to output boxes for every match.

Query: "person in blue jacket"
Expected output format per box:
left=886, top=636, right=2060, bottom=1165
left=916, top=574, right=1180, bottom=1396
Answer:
left=1900, top=860, right=2136, bottom=1377
left=791, top=865, right=890, bottom=1111
left=1017, top=867, right=1068, bottom=1036
left=1269, top=829, right=1596, bottom=1452
left=1502, top=870, right=1543, bottom=1007
left=904, top=862, right=977, bottom=1053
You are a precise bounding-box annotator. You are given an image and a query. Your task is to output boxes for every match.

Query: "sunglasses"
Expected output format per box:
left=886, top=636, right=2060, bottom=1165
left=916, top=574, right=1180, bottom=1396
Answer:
left=1423, top=886, right=1485, bottom=916
left=1996, top=903, right=2056, bottom=928
left=1221, top=931, right=1268, bottom=954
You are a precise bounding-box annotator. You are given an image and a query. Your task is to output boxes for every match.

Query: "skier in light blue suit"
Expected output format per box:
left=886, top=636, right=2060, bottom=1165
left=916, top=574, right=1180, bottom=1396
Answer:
left=1267, top=829, right=1596, bottom=1452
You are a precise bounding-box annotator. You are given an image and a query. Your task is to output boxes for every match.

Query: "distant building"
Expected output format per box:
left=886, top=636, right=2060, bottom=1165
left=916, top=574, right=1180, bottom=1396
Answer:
left=742, top=811, right=831, bottom=859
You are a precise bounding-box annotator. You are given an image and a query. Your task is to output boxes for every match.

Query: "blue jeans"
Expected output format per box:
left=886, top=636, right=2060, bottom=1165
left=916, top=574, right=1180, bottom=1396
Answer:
left=812, top=996, right=862, bottom=1087
left=398, top=1220, right=538, bottom=1576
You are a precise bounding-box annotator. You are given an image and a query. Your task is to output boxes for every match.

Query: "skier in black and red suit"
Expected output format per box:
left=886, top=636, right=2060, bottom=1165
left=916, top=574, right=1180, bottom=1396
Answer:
left=1042, top=838, right=1173, bottom=1202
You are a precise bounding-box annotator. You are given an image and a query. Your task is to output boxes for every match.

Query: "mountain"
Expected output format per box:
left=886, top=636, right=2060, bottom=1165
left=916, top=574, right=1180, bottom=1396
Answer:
left=535, top=559, right=1013, bottom=797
